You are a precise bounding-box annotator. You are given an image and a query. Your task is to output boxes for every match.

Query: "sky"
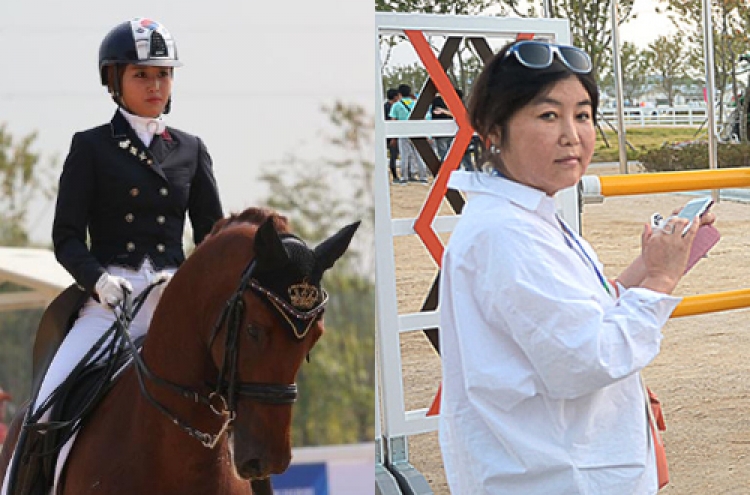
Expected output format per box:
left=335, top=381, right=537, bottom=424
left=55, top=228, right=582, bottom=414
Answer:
left=619, top=1, right=677, bottom=48
left=1, top=1, right=373, bottom=244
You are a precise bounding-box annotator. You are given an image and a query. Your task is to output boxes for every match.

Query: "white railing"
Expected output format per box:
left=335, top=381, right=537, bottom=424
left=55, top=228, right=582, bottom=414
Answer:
left=599, top=106, right=709, bottom=127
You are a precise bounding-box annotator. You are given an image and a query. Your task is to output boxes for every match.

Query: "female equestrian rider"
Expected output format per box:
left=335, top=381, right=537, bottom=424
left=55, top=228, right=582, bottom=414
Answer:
left=1, top=17, right=224, bottom=494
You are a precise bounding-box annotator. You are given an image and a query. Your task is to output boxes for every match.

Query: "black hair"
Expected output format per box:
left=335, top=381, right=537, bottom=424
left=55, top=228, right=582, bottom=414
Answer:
left=397, top=84, right=412, bottom=98
left=386, top=88, right=399, bottom=100
left=468, top=41, right=598, bottom=159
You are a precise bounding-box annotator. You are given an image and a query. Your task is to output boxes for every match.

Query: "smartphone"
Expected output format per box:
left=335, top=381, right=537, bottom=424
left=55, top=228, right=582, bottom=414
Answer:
left=677, top=197, right=713, bottom=235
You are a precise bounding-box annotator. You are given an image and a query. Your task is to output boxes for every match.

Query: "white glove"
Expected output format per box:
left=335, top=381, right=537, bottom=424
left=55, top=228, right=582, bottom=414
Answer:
left=95, top=273, right=133, bottom=308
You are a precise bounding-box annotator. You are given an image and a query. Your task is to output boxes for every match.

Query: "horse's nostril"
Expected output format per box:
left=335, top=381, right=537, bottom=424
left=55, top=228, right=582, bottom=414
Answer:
left=239, top=458, right=264, bottom=479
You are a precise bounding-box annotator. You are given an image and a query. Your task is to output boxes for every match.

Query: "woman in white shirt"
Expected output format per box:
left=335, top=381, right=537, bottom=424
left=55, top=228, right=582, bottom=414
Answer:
left=438, top=40, right=714, bottom=495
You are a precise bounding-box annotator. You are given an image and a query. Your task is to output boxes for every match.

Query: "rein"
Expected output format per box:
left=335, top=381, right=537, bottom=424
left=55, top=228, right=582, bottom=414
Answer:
left=22, top=283, right=161, bottom=456
left=119, top=258, right=326, bottom=449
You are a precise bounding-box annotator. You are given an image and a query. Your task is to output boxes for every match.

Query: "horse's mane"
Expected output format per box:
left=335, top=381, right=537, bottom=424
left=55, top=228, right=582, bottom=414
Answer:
left=207, top=207, right=291, bottom=238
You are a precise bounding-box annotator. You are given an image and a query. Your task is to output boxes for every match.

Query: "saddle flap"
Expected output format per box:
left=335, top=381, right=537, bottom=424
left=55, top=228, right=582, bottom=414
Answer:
left=31, top=285, right=88, bottom=396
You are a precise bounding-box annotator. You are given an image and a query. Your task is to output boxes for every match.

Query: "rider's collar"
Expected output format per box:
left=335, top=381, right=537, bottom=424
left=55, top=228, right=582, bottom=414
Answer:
left=119, top=108, right=166, bottom=147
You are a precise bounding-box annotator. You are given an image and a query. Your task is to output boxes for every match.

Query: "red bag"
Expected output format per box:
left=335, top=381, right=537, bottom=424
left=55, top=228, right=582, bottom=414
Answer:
left=647, top=387, right=669, bottom=489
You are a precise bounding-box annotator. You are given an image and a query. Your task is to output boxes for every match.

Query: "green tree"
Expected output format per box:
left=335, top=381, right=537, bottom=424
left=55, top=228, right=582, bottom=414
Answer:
left=0, top=126, right=56, bottom=420
left=0, top=284, right=42, bottom=421
left=293, top=274, right=375, bottom=445
left=0, top=125, right=55, bottom=246
left=377, top=0, right=495, bottom=98
left=382, top=63, right=429, bottom=99
left=600, top=41, right=649, bottom=105
left=377, top=0, right=645, bottom=97
left=657, top=0, right=750, bottom=121
left=260, top=103, right=374, bottom=445
left=495, top=0, right=637, bottom=85
left=645, top=35, right=688, bottom=106
left=376, top=0, right=492, bottom=13
left=262, top=103, right=373, bottom=271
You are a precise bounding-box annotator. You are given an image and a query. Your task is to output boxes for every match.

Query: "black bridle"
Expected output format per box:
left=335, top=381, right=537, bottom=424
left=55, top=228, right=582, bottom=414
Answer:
left=118, top=258, right=327, bottom=448
left=207, top=259, right=327, bottom=410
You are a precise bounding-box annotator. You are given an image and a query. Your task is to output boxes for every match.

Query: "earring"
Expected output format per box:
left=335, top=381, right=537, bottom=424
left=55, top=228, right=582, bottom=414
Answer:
left=490, top=144, right=501, bottom=155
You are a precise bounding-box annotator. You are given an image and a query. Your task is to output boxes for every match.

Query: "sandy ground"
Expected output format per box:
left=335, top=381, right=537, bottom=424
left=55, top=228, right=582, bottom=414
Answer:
left=387, top=168, right=750, bottom=494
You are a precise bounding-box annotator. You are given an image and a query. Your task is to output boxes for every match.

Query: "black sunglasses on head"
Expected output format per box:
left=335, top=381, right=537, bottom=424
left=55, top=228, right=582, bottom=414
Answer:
left=503, top=41, right=592, bottom=74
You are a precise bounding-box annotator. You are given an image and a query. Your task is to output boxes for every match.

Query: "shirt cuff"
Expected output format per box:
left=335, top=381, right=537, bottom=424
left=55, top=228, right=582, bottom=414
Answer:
left=619, top=287, right=682, bottom=328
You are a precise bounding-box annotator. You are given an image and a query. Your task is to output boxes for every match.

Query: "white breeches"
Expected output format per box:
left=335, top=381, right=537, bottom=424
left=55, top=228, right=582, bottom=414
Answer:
left=33, top=261, right=176, bottom=414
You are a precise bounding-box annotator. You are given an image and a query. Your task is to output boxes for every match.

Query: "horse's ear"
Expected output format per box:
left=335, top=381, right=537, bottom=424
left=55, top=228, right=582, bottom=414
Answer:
left=313, top=221, right=360, bottom=275
left=254, top=217, right=290, bottom=269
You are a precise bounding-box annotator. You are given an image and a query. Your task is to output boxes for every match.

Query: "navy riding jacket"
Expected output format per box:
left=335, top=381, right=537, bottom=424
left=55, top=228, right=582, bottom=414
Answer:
left=52, top=111, right=224, bottom=293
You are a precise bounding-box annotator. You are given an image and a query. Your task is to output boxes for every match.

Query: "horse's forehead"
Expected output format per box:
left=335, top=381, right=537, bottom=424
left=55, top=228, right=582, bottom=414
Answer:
left=281, top=237, right=316, bottom=277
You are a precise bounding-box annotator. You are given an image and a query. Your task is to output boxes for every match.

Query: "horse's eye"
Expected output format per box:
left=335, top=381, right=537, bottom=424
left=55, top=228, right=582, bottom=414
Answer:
left=246, top=323, right=261, bottom=341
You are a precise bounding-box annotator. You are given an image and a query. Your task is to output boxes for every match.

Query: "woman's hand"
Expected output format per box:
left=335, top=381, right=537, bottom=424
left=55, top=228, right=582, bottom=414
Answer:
left=617, top=207, right=717, bottom=292
left=94, top=273, right=133, bottom=308
left=697, top=211, right=716, bottom=228
left=639, top=215, right=699, bottom=294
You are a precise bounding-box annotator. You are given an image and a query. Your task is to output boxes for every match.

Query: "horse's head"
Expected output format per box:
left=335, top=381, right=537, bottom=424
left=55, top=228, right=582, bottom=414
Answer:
left=192, top=208, right=358, bottom=479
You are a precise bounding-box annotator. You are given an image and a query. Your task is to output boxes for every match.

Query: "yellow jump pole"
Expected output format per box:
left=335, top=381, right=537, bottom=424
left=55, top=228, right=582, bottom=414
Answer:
left=597, top=168, right=750, bottom=197
left=581, top=168, right=750, bottom=318
left=672, top=288, right=750, bottom=318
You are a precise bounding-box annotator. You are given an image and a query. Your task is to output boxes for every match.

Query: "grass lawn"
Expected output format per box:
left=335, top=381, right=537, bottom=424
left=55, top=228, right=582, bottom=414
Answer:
left=594, top=126, right=709, bottom=162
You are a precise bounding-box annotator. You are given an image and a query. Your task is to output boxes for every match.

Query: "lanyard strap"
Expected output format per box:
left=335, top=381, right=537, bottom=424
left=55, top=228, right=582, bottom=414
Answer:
left=483, top=167, right=612, bottom=296
left=557, top=216, right=612, bottom=296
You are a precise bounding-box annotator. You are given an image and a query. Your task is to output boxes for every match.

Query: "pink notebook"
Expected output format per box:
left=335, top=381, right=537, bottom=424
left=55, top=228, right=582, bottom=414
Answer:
left=685, top=224, right=721, bottom=273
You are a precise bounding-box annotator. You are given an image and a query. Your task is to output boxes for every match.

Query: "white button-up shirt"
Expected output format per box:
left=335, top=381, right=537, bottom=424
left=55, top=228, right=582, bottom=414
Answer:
left=439, top=171, right=681, bottom=495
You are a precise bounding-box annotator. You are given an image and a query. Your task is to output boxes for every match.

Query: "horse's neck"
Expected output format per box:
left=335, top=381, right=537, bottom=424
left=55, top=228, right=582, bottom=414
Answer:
left=62, top=283, right=253, bottom=494
left=141, top=287, right=214, bottom=385
left=133, top=286, right=219, bottom=436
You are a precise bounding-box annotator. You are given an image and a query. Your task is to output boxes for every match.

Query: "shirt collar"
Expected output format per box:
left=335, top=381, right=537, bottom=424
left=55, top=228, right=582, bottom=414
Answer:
left=448, top=170, right=558, bottom=220
left=118, top=107, right=166, bottom=147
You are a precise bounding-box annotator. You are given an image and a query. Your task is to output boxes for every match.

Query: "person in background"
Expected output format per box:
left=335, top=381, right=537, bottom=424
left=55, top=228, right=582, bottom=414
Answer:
left=439, top=40, right=715, bottom=494
left=384, top=88, right=402, bottom=183
left=431, top=89, right=474, bottom=171
left=389, top=84, right=429, bottom=184
left=1, top=18, right=224, bottom=494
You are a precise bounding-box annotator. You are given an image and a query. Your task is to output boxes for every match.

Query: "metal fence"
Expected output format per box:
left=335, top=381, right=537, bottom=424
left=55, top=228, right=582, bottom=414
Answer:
left=599, top=106, right=708, bottom=127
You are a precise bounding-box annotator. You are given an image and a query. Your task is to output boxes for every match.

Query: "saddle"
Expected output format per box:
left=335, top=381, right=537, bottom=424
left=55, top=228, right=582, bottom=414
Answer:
left=31, top=285, right=89, bottom=395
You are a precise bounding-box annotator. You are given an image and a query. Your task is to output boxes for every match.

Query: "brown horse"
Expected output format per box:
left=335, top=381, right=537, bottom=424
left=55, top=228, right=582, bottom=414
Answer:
left=0, top=207, right=359, bottom=494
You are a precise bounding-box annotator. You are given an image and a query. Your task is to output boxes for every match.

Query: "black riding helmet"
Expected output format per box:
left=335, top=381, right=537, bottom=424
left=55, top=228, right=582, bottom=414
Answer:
left=99, top=18, right=182, bottom=114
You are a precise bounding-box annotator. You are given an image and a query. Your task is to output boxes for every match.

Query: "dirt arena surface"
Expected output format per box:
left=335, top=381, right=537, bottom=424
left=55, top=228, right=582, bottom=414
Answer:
left=389, top=169, right=750, bottom=494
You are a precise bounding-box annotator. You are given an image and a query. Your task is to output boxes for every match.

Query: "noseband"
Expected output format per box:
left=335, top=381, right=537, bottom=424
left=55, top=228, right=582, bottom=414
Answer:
left=122, top=257, right=327, bottom=448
